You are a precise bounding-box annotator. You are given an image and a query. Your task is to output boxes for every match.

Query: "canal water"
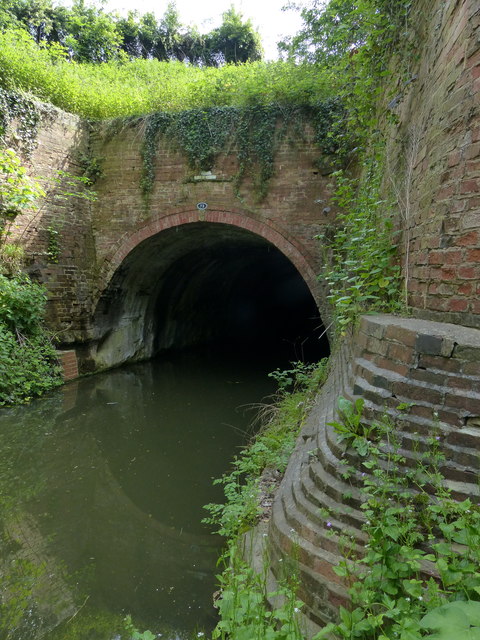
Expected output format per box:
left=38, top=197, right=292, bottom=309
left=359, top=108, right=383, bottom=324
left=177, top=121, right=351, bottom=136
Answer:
left=0, top=345, right=293, bottom=640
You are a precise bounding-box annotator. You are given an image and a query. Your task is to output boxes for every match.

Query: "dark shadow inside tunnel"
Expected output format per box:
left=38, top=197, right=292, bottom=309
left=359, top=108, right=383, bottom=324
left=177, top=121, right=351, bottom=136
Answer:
left=152, top=243, right=328, bottom=361
left=90, top=222, right=329, bottom=370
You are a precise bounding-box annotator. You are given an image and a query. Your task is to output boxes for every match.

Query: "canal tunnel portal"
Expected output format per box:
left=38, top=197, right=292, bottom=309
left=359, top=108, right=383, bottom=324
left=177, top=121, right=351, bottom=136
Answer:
left=88, top=219, right=329, bottom=371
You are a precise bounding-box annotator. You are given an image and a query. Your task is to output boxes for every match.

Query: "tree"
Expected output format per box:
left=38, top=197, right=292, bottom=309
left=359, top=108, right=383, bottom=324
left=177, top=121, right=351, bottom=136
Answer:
left=62, top=0, right=122, bottom=63
left=0, top=0, right=265, bottom=66
left=279, top=0, right=409, bottom=66
left=208, top=6, right=263, bottom=65
left=3, top=0, right=55, bottom=43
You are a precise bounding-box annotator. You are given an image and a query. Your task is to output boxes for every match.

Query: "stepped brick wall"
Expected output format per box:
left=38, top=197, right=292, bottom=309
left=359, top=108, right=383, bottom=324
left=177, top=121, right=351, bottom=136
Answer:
left=269, top=315, right=480, bottom=631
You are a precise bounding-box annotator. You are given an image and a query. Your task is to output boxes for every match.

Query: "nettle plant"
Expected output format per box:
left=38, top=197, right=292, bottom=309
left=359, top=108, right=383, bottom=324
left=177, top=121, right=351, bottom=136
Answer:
left=319, top=399, right=480, bottom=640
left=318, top=151, right=402, bottom=334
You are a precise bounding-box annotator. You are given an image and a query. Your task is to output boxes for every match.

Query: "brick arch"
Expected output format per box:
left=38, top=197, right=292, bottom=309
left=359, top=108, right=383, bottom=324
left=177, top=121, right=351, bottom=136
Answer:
left=97, top=209, right=320, bottom=300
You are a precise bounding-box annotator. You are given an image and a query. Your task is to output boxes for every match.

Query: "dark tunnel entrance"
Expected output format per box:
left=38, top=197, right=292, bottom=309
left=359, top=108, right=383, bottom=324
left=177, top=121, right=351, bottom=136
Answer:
left=152, top=242, right=328, bottom=361
left=90, top=222, right=329, bottom=370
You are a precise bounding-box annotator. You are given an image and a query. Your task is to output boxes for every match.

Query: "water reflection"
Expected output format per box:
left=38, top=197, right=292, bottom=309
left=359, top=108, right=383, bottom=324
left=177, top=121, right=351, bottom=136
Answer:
left=0, top=347, right=278, bottom=638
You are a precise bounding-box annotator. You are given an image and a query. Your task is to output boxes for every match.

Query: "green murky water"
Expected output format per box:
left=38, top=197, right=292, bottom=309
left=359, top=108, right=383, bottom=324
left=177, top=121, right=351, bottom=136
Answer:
left=0, top=347, right=281, bottom=640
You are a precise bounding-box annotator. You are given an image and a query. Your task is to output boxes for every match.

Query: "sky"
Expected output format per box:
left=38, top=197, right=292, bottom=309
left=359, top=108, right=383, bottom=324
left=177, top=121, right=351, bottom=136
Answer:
left=99, top=0, right=306, bottom=60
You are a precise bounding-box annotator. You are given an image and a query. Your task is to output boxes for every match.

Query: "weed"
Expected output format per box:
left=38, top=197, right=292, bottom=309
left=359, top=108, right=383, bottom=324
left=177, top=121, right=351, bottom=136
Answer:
left=317, top=405, right=480, bottom=640
left=204, top=360, right=329, bottom=638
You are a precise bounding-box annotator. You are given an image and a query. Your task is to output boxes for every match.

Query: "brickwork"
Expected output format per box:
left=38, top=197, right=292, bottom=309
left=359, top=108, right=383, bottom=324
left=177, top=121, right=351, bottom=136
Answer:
left=8, top=0, right=479, bottom=356
left=57, top=350, right=79, bottom=381
left=9, top=107, right=336, bottom=363
left=98, top=210, right=319, bottom=302
left=88, top=121, right=335, bottom=312
left=10, top=105, right=95, bottom=342
left=269, top=314, right=480, bottom=633
left=393, top=0, right=480, bottom=327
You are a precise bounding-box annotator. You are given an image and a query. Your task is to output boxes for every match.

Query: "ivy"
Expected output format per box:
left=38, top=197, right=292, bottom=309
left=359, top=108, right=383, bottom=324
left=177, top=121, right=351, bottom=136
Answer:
left=0, top=87, right=40, bottom=156
left=136, top=101, right=343, bottom=204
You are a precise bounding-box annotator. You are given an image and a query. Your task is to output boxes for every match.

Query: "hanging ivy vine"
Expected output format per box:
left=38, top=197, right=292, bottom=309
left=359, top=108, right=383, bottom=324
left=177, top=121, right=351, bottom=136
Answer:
left=112, top=100, right=344, bottom=206
left=0, top=88, right=41, bottom=157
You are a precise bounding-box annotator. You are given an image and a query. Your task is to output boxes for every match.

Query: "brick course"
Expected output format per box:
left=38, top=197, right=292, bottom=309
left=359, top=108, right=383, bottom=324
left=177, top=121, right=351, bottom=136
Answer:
left=269, top=314, right=480, bottom=634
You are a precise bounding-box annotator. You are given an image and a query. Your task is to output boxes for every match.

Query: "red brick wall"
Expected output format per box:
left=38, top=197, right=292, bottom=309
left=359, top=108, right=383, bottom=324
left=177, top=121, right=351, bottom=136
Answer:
left=57, top=349, right=79, bottom=381
left=10, top=104, right=95, bottom=343
left=89, top=121, right=335, bottom=315
left=393, top=0, right=480, bottom=327
left=270, top=314, right=480, bottom=630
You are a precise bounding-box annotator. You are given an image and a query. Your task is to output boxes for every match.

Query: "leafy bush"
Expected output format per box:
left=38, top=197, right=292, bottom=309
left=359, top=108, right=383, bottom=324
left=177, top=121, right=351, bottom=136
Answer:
left=0, top=274, right=47, bottom=334
left=318, top=153, right=402, bottom=333
left=0, top=275, right=62, bottom=405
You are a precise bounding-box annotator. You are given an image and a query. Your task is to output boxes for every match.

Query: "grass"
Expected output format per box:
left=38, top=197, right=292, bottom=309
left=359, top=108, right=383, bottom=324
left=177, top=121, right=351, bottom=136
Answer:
left=0, top=28, right=335, bottom=119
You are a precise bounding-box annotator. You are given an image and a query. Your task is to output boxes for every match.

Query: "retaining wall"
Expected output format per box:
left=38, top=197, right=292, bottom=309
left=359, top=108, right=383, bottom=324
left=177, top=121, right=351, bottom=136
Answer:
left=269, top=314, right=480, bottom=630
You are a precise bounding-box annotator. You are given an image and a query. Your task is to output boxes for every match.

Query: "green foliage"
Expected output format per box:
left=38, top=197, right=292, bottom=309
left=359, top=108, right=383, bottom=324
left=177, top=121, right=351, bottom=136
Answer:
left=46, top=225, right=59, bottom=263
left=1, top=0, right=264, bottom=66
left=0, top=87, right=40, bottom=155
left=213, top=547, right=305, bottom=640
left=281, top=0, right=413, bottom=334
left=328, top=396, right=373, bottom=448
left=0, top=273, right=46, bottom=333
left=204, top=361, right=328, bottom=638
left=0, top=28, right=333, bottom=119
left=61, top=0, right=123, bottom=64
left=318, top=406, right=480, bottom=640
left=137, top=102, right=340, bottom=204
left=76, top=152, right=104, bottom=183
left=318, top=152, right=402, bottom=333
left=280, top=0, right=414, bottom=149
left=204, top=359, right=328, bottom=539
left=0, top=147, right=45, bottom=222
left=123, top=615, right=156, bottom=640
left=269, top=359, right=328, bottom=392
left=282, top=0, right=410, bottom=67
left=0, top=275, right=62, bottom=405
left=49, top=168, right=97, bottom=202
left=208, top=6, right=263, bottom=65
left=420, top=601, right=480, bottom=640
left=0, top=242, right=24, bottom=276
